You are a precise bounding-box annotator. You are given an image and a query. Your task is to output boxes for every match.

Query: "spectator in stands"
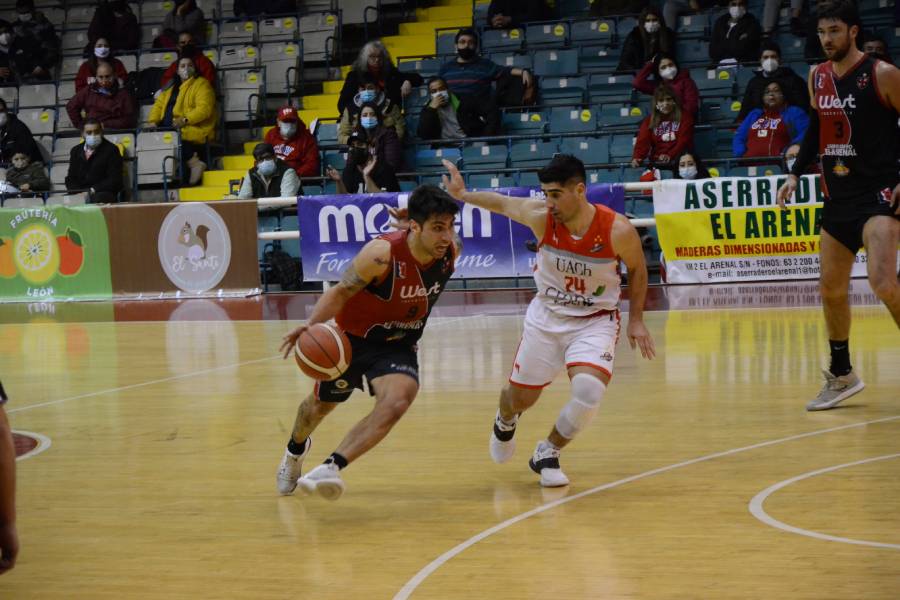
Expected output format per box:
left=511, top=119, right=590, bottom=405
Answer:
left=417, top=76, right=489, bottom=140
left=632, top=53, right=699, bottom=116
left=338, top=72, right=405, bottom=144
left=238, top=143, right=301, bottom=199
left=663, top=0, right=726, bottom=32
left=234, top=0, right=295, bottom=18
left=148, top=56, right=218, bottom=186
left=733, top=80, right=808, bottom=158
left=673, top=150, right=711, bottom=179
left=88, top=0, right=139, bottom=52
left=329, top=106, right=402, bottom=193
left=863, top=33, right=893, bottom=64
left=4, top=149, right=50, bottom=193
left=437, top=29, right=531, bottom=133
left=782, top=142, right=818, bottom=174
left=736, top=40, right=809, bottom=122
left=710, top=0, right=762, bottom=65
left=486, top=0, right=549, bottom=29
left=631, top=84, right=695, bottom=169
left=617, top=6, right=676, bottom=73
left=156, top=0, right=207, bottom=48
left=264, top=106, right=319, bottom=177
left=75, top=37, right=129, bottom=92
left=67, top=62, right=136, bottom=131
left=0, top=99, right=42, bottom=165
left=763, top=0, right=803, bottom=37
left=0, top=21, right=15, bottom=84
left=65, top=118, right=124, bottom=203
left=338, top=41, right=423, bottom=116
left=159, top=32, right=216, bottom=88
left=10, top=0, right=59, bottom=82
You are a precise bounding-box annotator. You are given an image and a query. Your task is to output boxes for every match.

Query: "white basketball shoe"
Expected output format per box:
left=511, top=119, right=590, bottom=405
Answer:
left=297, top=462, right=345, bottom=501
left=276, top=437, right=311, bottom=495
left=529, top=441, right=570, bottom=487
left=806, top=369, right=865, bottom=411
left=490, top=410, right=518, bottom=463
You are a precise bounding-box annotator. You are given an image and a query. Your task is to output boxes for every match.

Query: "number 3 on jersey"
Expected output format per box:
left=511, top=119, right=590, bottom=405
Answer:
left=565, top=276, right=586, bottom=294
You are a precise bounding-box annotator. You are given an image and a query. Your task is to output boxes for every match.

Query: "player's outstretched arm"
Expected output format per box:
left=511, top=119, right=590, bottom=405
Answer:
left=441, top=159, right=547, bottom=236
left=280, top=240, right=391, bottom=358
left=613, top=214, right=655, bottom=360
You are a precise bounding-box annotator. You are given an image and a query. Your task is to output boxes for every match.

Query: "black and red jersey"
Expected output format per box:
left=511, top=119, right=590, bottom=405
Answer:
left=812, top=55, right=899, bottom=200
left=336, top=229, right=454, bottom=345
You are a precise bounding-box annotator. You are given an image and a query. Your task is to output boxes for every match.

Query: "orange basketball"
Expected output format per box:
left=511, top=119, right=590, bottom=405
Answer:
left=294, top=323, right=352, bottom=381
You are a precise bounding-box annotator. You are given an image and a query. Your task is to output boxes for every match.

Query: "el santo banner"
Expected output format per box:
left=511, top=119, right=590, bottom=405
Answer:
left=297, top=185, right=625, bottom=281
left=653, top=175, right=891, bottom=284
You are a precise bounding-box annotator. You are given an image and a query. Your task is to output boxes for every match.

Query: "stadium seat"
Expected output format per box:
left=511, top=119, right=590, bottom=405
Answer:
left=398, top=57, right=444, bottom=78
left=415, top=147, right=461, bottom=169
left=502, top=110, right=548, bottom=135
left=560, top=135, right=610, bottom=163
left=18, top=83, right=57, bottom=108
left=509, top=140, right=557, bottom=168
left=220, top=68, right=264, bottom=124
left=461, top=143, right=508, bottom=169
left=526, top=22, right=569, bottom=48
left=260, top=42, right=301, bottom=95
left=136, top=130, right=180, bottom=185
left=489, top=52, right=534, bottom=71
left=608, top=133, right=636, bottom=162
left=548, top=106, right=597, bottom=133
left=728, top=164, right=783, bottom=177
left=517, top=170, right=540, bottom=186
left=571, top=19, right=615, bottom=46
left=690, top=67, right=737, bottom=95
left=298, top=12, right=339, bottom=62
left=482, top=28, right=524, bottom=51
left=596, top=103, right=646, bottom=127
left=533, top=48, right=579, bottom=77
left=539, top=75, right=588, bottom=106
left=579, top=45, right=619, bottom=73
left=588, top=73, right=634, bottom=102
left=52, top=135, right=83, bottom=163
left=677, top=39, right=710, bottom=64
left=18, top=108, right=55, bottom=136
left=676, top=14, right=708, bottom=35
left=259, top=16, right=299, bottom=42
left=314, top=121, right=340, bottom=145
left=468, top=173, right=515, bottom=189
left=219, top=45, right=260, bottom=69
left=219, top=20, right=257, bottom=45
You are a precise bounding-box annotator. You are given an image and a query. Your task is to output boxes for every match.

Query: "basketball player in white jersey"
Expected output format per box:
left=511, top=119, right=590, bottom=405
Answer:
left=442, top=156, right=655, bottom=486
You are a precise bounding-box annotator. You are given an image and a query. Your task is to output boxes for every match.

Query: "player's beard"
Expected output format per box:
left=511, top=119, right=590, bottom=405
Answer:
left=823, top=34, right=852, bottom=62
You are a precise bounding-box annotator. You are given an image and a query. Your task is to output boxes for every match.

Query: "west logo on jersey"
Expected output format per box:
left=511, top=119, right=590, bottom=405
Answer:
left=818, top=94, right=856, bottom=110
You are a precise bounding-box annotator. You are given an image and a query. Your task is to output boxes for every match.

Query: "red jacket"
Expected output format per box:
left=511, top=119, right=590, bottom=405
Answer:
left=741, top=108, right=793, bottom=158
left=159, top=53, right=217, bottom=88
left=66, top=84, right=136, bottom=131
left=75, top=58, right=129, bottom=93
left=632, top=62, right=700, bottom=116
left=264, top=123, right=320, bottom=177
left=633, top=111, right=695, bottom=163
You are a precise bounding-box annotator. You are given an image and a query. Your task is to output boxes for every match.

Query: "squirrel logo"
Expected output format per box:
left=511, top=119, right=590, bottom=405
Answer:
left=177, top=221, right=210, bottom=261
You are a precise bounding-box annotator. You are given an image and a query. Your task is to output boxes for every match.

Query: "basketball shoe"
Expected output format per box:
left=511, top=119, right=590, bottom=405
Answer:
left=276, top=437, right=311, bottom=495
left=529, top=441, right=570, bottom=487
left=490, top=410, right=518, bottom=463
left=806, top=369, right=865, bottom=411
left=297, top=462, right=345, bottom=501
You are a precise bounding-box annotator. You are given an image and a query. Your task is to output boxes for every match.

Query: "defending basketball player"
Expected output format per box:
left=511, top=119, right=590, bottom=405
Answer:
left=275, top=185, right=460, bottom=500
left=776, top=0, right=900, bottom=411
left=441, top=155, right=655, bottom=487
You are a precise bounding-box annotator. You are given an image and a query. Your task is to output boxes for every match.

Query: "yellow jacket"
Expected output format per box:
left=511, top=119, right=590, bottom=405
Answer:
left=148, top=75, right=218, bottom=144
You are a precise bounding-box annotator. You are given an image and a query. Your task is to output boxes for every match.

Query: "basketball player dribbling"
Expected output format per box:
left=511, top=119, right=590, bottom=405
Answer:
left=442, top=155, right=655, bottom=487
left=777, top=0, right=900, bottom=411
left=276, top=185, right=460, bottom=500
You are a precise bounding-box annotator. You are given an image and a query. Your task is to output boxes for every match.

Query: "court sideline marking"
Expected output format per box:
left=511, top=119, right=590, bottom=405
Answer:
left=749, top=453, right=900, bottom=550
left=393, top=415, right=900, bottom=600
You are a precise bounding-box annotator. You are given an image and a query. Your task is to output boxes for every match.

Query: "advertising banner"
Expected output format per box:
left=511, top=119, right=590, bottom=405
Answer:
left=652, top=175, right=892, bottom=284
left=297, top=185, right=625, bottom=281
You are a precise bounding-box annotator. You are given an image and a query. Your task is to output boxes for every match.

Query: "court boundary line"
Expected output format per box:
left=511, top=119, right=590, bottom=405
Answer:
left=7, top=355, right=281, bottom=414
left=748, top=453, right=900, bottom=550
left=393, top=415, right=900, bottom=600
left=12, top=430, right=52, bottom=461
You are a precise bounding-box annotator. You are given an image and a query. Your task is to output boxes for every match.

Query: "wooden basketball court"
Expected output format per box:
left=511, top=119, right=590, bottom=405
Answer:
left=2, top=282, right=898, bottom=599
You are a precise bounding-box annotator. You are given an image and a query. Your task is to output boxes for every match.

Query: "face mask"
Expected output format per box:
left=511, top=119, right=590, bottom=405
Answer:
left=0, top=113, right=7, bottom=127
left=457, top=47, right=476, bottom=60
left=656, top=101, right=673, bottom=113
left=12, top=158, right=27, bottom=169
left=644, top=21, right=660, bottom=34
left=178, top=67, right=194, bottom=80
left=729, top=6, right=746, bottom=19
left=0, top=34, right=11, bottom=46
left=94, top=47, right=110, bottom=58
left=257, top=159, right=276, bottom=176
left=349, top=147, right=369, bottom=164
left=432, top=90, right=449, bottom=101
left=660, top=66, right=677, bottom=80
left=17, top=12, right=31, bottom=22
left=786, top=157, right=796, bottom=171
left=360, top=116, right=377, bottom=130
left=85, top=134, right=102, bottom=148
left=761, top=58, right=779, bottom=73
left=279, top=123, right=297, bottom=138
left=679, top=165, right=698, bottom=179
left=359, top=90, right=376, bottom=103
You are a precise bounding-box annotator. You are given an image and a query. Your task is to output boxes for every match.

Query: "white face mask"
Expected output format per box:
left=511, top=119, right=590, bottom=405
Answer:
left=17, top=12, right=31, bottom=22
left=644, top=21, right=660, bottom=34
left=660, top=66, right=677, bottom=80
left=729, top=6, right=746, bottom=19
left=279, top=123, right=297, bottom=138
left=761, top=58, right=779, bottom=73
left=0, top=113, right=7, bottom=127
left=257, top=159, right=276, bottom=176
left=786, top=157, right=796, bottom=171
left=656, top=101, right=673, bottom=114
left=679, top=165, right=698, bottom=179
left=84, top=134, right=102, bottom=148
left=95, top=46, right=110, bottom=58
left=431, top=90, right=449, bottom=102
left=178, top=67, right=194, bottom=81
left=0, top=33, right=11, bottom=46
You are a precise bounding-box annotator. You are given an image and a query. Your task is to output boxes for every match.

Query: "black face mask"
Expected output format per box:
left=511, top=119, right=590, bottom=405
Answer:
left=457, top=47, right=476, bottom=60
left=349, top=147, right=369, bottom=165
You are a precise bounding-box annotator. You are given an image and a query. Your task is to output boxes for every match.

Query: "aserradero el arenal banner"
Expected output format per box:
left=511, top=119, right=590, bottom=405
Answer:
left=297, top=185, right=625, bottom=281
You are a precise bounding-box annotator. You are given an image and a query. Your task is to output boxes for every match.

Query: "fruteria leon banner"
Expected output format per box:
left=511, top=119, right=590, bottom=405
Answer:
left=653, top=175, right=886, bottom=284
left=298, top=185, right=625, bottom=281
left=0, top=202, right=260, bottom=302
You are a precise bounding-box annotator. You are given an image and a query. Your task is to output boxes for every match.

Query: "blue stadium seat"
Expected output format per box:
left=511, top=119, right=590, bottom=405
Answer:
left=489, top=51, right=534, bottom=71
left=436, top=29, right=458, bottom=56
left=315, top=121, right=339, bottom=144
left=483, top=28, right=525, bottom=51
left=776, top=33, right=806, bottom=60
left=579, top=45, right=620, bottom=73
left=415, top=147, right=462, bottom=170
left=690, top=67, right=738, bottom=95
left=510, top=140, right=558, bottom=168
left=693, top=128, right=717, bottom=158
left=526, top=22, right=569, bottom=47
left=677, top=39, right=710, bottom=64
left=609, top=134, right=636, bottom=162
left=734, top=65, right=756, bottom=89
left=533, top=48, right=579, bottom=77
left=468, top=173, right=516, bottom=189
left=596, top=103, right=646, bottom=127
left=548, top=106, right=598, bottom=133
left=322, top=150, right=346, bottom=170
left=517, top=170, right=541, bottom=186
left=588, top=167, right=621, bottom=184
left=728, top=164, right=783, bottom=177
left=700, top=97, right=743, bottom=124
left=398, top=57, right=444, bottom=78
left=588, top=73, right=635, bottom=102
left=571, top=19, right=615, bottom=45
left=616, top=17, right=638, bottom=40
left=559, top=136, right=610, bottom=164
left=502, top=110, right=548, bottom=134
left=539, top=75, right=588, bottom=105
left=461, top=143, right=509, bottom=169
left=556, top=0, right=592, bottom=18
left=404, top=86, right=432, bottom=116
left=399, top=179, right=418, bottom=192
left=676, top=13, right=708, bottom=35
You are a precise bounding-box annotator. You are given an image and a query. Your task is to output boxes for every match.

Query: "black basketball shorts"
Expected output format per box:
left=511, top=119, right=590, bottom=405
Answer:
left=315, top=334, right=419, bottom=402
left=822, top=187, right=899, bottom=253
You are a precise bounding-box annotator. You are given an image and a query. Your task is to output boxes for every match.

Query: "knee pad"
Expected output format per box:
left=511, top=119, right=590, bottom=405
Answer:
left=555, top=373, right=606, bottom=440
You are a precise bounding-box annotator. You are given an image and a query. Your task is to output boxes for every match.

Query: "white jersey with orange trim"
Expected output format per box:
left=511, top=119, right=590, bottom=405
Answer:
left=533, top=203, right=622, bottom=317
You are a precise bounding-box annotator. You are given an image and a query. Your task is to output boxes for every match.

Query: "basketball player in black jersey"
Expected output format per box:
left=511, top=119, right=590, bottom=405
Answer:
left=777, top=0, right=899, bottom=411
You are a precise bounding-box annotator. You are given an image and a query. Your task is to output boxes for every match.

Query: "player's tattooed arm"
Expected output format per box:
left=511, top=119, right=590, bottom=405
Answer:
left=338, top=263, right=370, bottom=295
left=336, top=239, right=392, bottom=297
